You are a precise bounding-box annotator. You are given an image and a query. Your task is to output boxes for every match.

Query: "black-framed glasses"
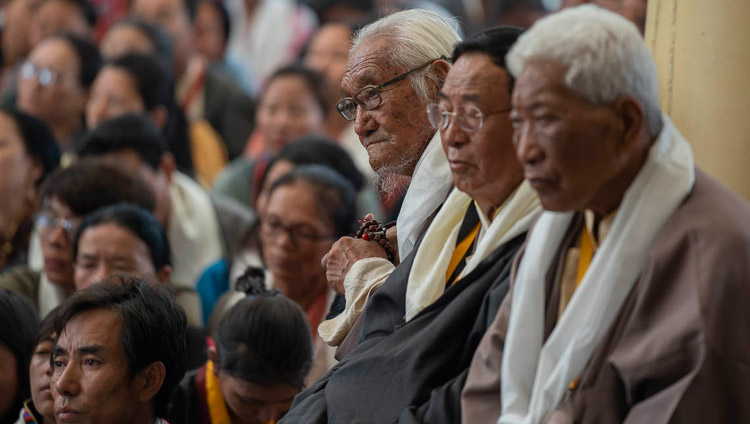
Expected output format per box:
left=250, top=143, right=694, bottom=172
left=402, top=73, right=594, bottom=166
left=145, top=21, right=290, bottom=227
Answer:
left=337, top=55, right=448, bottom=121
left=36, top=213, right=81, bottom=240
left=19, top=62, right=62, bottom=87
left=426, top=103, right=512, bottom=132
left=260, top=217, right=336, bottom=247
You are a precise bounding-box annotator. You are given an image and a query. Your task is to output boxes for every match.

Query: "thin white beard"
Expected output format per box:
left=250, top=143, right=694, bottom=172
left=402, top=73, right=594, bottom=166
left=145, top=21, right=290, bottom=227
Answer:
left=372, top=142, right=421, bottom=200
left=371, top=111, right=435, bottom=199
left=373, top=168, right=404, bottom=200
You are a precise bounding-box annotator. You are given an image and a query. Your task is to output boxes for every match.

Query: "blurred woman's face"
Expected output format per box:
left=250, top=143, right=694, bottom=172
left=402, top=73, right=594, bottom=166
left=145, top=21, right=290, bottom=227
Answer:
left=0, top=112, right=40, bottom=243
left=29, top=338, right=55, bottom=421
left=194, top=1, right=226, bottom=62
left=304, top=23, right=351, bottom=104
left=257, top=75, right=325, bottom=155
left=86, top=66, right=146, bottom=129
left=260, top=182, right=336, bottom=298
left=29, top=0, right=91, bottom=48
left=100, top=25, right=156, bottom=60
left=37, top=196, right=80, bottom=293
left=0, top=342, right=19, bottom=417
left=17, top=38, right=87, bottom=128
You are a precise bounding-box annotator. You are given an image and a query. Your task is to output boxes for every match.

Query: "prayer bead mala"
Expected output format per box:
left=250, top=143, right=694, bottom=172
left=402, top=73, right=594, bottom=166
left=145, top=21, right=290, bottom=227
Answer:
left=355, top=216, right=396, bottom=263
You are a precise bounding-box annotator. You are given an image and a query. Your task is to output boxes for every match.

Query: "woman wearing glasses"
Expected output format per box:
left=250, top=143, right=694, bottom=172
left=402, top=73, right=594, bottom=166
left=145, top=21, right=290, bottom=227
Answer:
left=0, top=159, right=153, bottom=317
left=259, top=165, right=356, bottom=384
left=16, top=33, right=101, bottom=160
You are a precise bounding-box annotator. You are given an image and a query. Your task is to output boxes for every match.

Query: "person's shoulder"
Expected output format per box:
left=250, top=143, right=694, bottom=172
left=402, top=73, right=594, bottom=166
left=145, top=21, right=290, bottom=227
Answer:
left=0, top=265, right=41, bottom=307
left=0, top=264, right=40, bottom=284
left=204, top=66, right=254, bottom=106
left=211, top=192, right=257, bottom=227
left=169, top=366, right=204, bottom=424
left=665, top=169, right=750, bottom=243
left=648, top=169, right=750, bottom=290
left=214, top=157, right=256, bottom=186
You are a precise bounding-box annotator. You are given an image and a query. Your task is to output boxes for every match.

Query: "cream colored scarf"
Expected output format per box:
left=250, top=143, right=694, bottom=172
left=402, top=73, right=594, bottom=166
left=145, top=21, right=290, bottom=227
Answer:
left=397, top=132, right=454, bottom=261
left=167, top=172, right=224, bottom=289
left=500, top=115, right=695, bottom=424
left=405, top=181, right=540, bottom=322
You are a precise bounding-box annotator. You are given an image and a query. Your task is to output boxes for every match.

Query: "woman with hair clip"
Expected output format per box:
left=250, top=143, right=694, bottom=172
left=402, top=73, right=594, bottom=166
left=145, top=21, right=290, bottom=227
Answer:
left=173, top=268, right=313, bottom=424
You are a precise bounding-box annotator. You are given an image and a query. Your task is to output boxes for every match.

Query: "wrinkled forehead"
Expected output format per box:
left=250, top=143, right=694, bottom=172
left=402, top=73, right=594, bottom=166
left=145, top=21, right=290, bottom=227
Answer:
left=58, top=308, right=122, bottom=349
left=342, top=38, right=402, bottom=92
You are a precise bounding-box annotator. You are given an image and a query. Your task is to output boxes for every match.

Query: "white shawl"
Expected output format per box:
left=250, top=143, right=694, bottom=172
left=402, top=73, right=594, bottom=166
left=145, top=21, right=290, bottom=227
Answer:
left=405, top=181, right=540, bottom=322
left=499, top=116, right=695, bottom=424
left=397, top=132, right=455, bottom=261
left=167, top=172, right=224, bottom=289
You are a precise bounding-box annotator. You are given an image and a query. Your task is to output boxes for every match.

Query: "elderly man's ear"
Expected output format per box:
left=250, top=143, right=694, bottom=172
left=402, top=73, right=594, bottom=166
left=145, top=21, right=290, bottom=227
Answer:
left=613, top=96, right=648, bottom=153
left=430, top=59, right=452, bottom=96
left=136, top=362, right=166, bottom=403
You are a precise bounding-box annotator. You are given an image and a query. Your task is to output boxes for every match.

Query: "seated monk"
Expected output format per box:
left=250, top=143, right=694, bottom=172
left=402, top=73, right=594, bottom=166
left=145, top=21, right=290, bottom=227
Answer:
left=280, top=27, right=541, bottom=423
left=461, top=5, right=750, bottom=424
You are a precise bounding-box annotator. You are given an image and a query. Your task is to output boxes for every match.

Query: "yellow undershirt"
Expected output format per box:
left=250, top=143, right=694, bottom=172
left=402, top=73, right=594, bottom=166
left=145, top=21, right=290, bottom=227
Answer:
left=445, top=221, right=481, bottom=285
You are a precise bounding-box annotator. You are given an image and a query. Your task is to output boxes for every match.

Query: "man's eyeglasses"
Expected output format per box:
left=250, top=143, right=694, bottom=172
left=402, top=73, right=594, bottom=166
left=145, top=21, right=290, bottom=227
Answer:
left=19, top=62, right=62, bottom=87
left=426, top=103, right=512, bottom=132
left=36, top=213, right=81, bottom=241
left=260, top=218, right=336, bottom=247
left=337, top=56, right=447, bottom=121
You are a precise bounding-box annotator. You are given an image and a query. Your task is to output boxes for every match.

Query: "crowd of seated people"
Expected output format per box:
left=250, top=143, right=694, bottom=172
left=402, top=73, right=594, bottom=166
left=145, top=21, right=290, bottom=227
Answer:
left=2, top=1, right=749, bottom=423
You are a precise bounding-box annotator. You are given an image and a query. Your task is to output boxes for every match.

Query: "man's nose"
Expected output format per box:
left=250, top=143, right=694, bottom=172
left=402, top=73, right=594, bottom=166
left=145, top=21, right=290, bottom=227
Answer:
left=353, top=106, right=377, bottom=138
left=90, top=265, right=113, bottom=286
left=514, top=123, right=543, bottom=165
left=54, top=362, right=81, bottom=397
left=44, top=225, right=68, bottom=248
left=442, top=118, right=470, bottom=147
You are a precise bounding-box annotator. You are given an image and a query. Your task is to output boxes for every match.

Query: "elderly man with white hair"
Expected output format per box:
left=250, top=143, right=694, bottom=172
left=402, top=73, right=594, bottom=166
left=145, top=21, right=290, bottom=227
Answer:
left=318, top=9, right=459, bottom=349
left=461, top=5, right=750, bottom=424
left=281, top=25, right=541, bottom=423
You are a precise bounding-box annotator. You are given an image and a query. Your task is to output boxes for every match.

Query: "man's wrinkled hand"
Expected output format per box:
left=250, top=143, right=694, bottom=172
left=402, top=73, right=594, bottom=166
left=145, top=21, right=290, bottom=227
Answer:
left=321, top=237, right=388, bottom=295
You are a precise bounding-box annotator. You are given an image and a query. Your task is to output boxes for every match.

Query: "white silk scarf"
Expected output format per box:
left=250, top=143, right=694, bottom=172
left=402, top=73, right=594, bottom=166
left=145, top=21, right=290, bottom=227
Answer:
left=405, top=181, right=540, bottom=322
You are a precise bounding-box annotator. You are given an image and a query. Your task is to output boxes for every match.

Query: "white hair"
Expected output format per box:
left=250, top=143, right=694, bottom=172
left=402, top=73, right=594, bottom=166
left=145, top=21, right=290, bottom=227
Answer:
left=507, top=5, right=662, bottom=136
left=352, top=9, right=462, bottom=104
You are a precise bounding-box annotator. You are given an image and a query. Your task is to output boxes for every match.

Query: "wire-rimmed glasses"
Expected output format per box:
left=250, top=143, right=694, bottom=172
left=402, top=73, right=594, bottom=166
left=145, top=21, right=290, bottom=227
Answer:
left=426, top=103, right=512, bottom=132
left=336, top=56, right=448, bottom=121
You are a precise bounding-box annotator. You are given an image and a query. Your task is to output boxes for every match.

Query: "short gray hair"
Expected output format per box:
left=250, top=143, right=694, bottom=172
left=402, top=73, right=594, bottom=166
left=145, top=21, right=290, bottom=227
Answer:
left=352, top=9, right=461, bottom=104
left=507, top=5, right=662, bottom=136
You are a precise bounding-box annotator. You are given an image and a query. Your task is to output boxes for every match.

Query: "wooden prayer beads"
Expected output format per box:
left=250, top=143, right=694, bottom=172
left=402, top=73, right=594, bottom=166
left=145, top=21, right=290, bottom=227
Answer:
left=355, top=216, right=396, bottom=263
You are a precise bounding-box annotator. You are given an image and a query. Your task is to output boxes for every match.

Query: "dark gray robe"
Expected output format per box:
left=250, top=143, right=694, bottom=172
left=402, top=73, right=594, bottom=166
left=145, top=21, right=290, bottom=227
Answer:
left=279, top=233, right=526, bottom=423
left=461, top=170, right=750, bottom=423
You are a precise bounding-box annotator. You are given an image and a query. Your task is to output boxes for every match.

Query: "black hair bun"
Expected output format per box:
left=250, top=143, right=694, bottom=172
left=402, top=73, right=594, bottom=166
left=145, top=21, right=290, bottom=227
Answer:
left=235, top=267, right=270, bottom=296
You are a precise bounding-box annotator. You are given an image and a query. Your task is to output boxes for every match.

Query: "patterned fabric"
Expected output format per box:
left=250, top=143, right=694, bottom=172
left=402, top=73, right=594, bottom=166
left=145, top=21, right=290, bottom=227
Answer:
left=22, top=408, right=36, bottom=423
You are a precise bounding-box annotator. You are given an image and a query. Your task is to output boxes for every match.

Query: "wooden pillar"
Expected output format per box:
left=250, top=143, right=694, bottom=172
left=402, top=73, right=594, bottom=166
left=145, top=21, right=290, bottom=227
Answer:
left=645, top=0, right=750, bottom=199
